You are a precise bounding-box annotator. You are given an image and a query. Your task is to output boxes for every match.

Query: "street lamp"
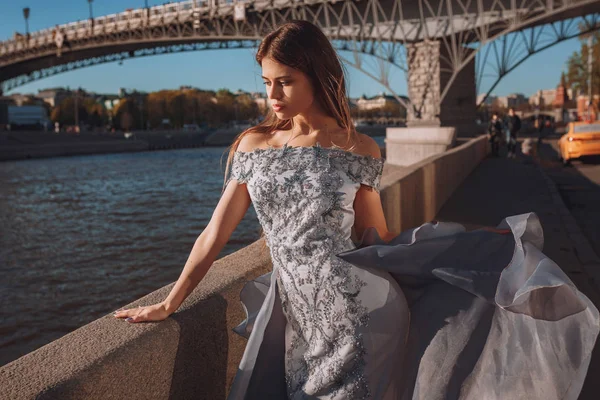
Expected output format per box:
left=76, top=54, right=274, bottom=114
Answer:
left=588, top=35, right=594, bottom=120
left=22, top=7, right=30, bottom=37
left=74, top=89, right=80, bottom=133
left=144, top=0, right=149, bottom=22
left=88, top=0, right=94, bottom=31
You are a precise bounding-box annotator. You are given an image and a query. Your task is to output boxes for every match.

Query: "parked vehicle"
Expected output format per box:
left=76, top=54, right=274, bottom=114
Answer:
left=558, top=121, right=600, bottom=165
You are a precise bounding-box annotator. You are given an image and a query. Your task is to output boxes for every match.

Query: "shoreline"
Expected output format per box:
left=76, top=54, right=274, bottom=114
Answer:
left=0, top=140, right=151, bottom=162
left=0, top=126, right=390, bottom=162
left=0, top=130, right=219, bottom=162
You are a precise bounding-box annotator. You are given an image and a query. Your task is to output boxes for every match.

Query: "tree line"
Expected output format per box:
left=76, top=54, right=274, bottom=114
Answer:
left=49, top=88, right=261, bottom=131
left=48, top=87, right=408, bottom=131
left=566, top=30, right=599, bottom=101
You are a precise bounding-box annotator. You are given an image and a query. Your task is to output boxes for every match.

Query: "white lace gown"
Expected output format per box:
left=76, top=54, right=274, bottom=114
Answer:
left=224, top=142, right=599, bottom=400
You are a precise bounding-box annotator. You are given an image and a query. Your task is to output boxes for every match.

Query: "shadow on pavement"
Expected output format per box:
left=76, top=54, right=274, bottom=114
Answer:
left=435, top=139, right=600, bottom=400
left=535, top=140, right=600, bottom=259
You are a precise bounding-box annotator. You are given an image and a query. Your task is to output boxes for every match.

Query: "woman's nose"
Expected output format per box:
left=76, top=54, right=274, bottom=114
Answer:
left=267, top=86, right=281, bottom=100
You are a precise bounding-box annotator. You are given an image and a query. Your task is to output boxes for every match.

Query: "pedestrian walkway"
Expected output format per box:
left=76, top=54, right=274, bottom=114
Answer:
left=435, top=154, right=600, bottom=399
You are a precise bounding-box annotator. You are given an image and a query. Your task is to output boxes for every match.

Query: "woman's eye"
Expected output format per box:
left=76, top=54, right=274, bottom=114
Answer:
left=263, top=81, right=289, bottom=86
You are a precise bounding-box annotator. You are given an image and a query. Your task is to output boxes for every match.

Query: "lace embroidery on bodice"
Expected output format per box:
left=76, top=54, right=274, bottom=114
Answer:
left=225, top=142, right=384, bottom=398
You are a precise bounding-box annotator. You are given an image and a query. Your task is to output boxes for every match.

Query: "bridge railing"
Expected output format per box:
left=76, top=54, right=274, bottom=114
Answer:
left=0, top=0, right=250, bottom=56
left=2, top=0, right=588, bottom=57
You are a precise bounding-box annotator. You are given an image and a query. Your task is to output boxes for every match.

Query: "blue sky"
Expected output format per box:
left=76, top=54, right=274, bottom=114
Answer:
left=1, top=0, right=582, bottom=98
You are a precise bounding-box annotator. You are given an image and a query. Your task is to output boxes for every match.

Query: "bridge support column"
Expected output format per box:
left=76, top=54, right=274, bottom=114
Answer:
left=405, top=40, right=478, bottom=136
left=386, top=40, right=479, bottom=166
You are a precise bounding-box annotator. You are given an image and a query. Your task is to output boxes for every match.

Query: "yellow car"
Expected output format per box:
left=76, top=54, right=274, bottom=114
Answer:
left=558, top=121, right=600, bottom=165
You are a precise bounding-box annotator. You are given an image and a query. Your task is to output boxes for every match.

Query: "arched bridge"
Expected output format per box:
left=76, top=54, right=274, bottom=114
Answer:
left=1, top=0, right=599, bottom=129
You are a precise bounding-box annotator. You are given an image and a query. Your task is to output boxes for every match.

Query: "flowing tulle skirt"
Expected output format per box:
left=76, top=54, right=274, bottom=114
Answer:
left=227, top=213, right=599, bottom=399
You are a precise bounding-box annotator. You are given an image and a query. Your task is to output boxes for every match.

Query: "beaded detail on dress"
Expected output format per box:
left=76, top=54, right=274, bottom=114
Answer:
left=226, top=142, right=384, bottom=399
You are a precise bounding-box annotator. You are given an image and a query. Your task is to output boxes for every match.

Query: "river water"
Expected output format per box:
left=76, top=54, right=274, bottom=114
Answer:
left=0, top=137, right=386, bottom=367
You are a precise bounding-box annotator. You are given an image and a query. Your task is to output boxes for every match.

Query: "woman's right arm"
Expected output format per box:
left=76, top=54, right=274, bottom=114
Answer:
left=114, top=178, right=252, bottom=323
left=162, top=179, right=252, bottom=314
left=115, top=134, right=263, bottom=323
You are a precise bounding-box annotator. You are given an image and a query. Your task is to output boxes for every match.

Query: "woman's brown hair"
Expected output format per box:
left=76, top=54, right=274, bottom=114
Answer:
left=222, top=19, right=359, bottom=188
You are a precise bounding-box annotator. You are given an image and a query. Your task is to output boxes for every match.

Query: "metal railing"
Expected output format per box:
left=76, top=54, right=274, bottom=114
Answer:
left=0, top=0, right=252, bottom=55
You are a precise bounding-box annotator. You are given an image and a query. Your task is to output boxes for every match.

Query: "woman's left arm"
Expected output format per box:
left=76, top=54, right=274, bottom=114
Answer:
left=353, top=185, right=397, bottom=243
left=354, top=188, right=510, bottom=241
left=352, top=134, right=397, bottom=243
left=352, top=135, right=511, bottom=242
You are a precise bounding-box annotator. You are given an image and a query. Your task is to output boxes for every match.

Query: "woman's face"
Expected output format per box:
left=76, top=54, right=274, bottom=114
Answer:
left=261, top=57, right=316, bottom=119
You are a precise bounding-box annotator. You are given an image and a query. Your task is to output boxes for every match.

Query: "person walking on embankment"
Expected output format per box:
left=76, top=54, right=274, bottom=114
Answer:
left=506, top=108, right=521, bottom=158
left=487, top=112, right=503, bottom=156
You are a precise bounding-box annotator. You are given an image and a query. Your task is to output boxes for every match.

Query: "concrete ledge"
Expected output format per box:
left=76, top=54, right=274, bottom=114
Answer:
left=0, top=135, right=488, bottom=399
left=385, top=126, right=457, bottom=166
left=380, top=135, right=488, bottom=232
left=0, top=240, right=272, bottom=400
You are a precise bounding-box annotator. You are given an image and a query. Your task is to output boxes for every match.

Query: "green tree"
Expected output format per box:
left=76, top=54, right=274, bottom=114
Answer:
left=120, top=111, right=133, bottom=131
left=214, top=89, right=236, bottom=124
left=82, top=98, right=108, bottom=127
left=566, top=31, right=600, bottom=98
left=235, top=93, right=260, bottom=121
left=114, top=98, right=140, bottom=130
left=147, top=91, right=169, bottom=128
left=49, top=96, right=88, bottom=126
left=167, top=92, right=186, bottom=128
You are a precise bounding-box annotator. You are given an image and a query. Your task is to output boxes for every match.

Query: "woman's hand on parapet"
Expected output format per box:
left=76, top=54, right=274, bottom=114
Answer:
left=113, top=302, right=171, bottom=323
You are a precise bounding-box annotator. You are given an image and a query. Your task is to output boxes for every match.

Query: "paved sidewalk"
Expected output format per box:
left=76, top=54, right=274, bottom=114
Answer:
left=435, top=154, right=600, bottom=399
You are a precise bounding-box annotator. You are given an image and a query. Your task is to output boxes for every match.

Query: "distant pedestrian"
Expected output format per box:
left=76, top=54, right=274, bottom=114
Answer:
left=506, top=108, right=521, bottom=158
left=537, top=115, right=545, bottom=144
left=487, top=112, right=503, bottom=157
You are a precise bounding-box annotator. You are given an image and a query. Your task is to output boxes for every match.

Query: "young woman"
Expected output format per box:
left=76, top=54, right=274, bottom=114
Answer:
left=115, top=20, right=599, bottom=399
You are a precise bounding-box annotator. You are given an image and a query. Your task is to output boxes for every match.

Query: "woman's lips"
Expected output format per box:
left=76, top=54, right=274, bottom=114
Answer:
left=272, top=104, right=285, bottom=111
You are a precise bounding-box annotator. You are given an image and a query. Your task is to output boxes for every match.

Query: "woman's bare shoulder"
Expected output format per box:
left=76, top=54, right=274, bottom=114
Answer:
left=236, top=131, right=269, bottom=153
left=353, top=132, right=382, bottom=159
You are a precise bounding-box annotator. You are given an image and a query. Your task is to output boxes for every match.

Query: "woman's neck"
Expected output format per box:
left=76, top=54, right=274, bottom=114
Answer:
left=291, top=112, right=339, bottom=135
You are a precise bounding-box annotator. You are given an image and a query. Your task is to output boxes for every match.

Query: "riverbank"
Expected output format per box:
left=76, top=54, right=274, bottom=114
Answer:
left=0, top=126, right=390, bottom=162
left=0, top=131, right=205, bottom=161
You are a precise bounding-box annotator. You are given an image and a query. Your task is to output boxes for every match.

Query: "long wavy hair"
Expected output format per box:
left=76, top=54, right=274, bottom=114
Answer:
left=222, top=20, right=358, bottom=188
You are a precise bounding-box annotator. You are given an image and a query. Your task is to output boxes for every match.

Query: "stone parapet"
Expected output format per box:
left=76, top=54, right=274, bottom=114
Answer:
left=385, top=126, right=456, bottom=166
left=380, top=135, right=488, bottom=232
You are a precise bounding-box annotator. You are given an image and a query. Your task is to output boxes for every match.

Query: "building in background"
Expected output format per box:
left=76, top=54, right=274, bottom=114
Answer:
left=497, top=93, right=527, bottom=108
left=356, top=92, right=406, bottom=111
left=6, top=93, right=46, bottom=106
left=8, top=105, right=50, bottom=130
left=577, top=94, right=600, bottom=121
left=0, top=97, right=15, bottom=129
left=251, top=92, right=268, bottom=111
left=37, top=88, right=71, bottom=107
left=476, top=94, right=497, bottom=106
left=529, top=89, right=557, bottom=108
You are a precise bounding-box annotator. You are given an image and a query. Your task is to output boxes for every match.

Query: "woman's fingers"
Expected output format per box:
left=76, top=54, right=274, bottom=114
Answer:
left=113, top=307, right=143, bottom=323
left=113, top=303, right=169, bottom=323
